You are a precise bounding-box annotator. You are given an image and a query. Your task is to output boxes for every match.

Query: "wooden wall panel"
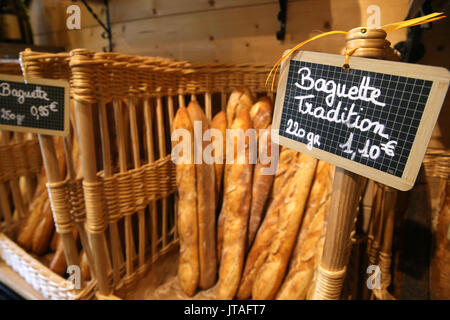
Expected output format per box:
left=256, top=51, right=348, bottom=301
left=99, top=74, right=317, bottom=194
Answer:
left=30, top=0, right=409, bottom=64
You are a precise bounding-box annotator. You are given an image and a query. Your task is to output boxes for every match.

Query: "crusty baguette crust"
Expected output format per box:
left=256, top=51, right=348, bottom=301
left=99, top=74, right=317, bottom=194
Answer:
left=217, top=89, right=253, bottom=261
left=210, top=111, right=227, bottom=198
left=225, top=88, right=253, bottom=128
left=252, top=154, right=317, bottom=300
left=173, top=106, right=199, bottom=296
left=249, top=97, right=272, bottom=130
left=276, top=161, right=333, bottom=300
left=50, top=237, right=67, bottom=276
left=187, top=101, right=217, bottom=289
left=31, top=198, right=54, bottom=255
left=16, top=189, right=46, bottom=251
left=80, top=250, right=91, bottom=282
left=271, top=147, right=298, bottom=200
left=50, top=230, right=60, bottom=252
left=236, top=151, right=299, bottom=300
left=217, top=109, right=254, bottom=300
left=247, top=97, right=274, bottom=246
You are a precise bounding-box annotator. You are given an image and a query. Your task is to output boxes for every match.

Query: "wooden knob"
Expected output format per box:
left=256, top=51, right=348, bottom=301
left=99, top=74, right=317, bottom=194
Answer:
left=346, top=27, right=387, bottom=41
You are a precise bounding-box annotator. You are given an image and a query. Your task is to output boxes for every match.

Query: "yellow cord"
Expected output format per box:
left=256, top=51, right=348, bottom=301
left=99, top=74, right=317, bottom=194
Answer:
left=266, top=12, right=446, bottom=89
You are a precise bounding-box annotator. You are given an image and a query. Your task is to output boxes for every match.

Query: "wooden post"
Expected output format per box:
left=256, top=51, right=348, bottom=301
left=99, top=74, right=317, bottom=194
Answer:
left=113, top=99, right=136, bottom=278
left=313, top=169, right=366, bottom=299
left=98, top=100, right=124, bottom=285
left=63, top=131, right=96, bottom=282
left=128, top=96, right=146, bottom=271
left=73, top=100, right=111, bottom=295
left=314, top=27, right=399, bottom=300
left=38, top=135, right=80, bottom=269
left=155, top=95, right=168, bottom=249
left=143, top=97, right=158, bottom=261
left=205, top=92, right=212, bottom=121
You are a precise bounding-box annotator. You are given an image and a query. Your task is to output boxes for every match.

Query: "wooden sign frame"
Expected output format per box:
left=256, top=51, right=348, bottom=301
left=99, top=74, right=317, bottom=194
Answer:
left=0, top=74, right=70, bottom=136
left=272, top=51, right=449, bottom=191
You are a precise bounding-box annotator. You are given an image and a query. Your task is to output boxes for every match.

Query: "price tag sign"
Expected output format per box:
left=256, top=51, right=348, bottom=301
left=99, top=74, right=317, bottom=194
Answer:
left=272, top=51, right=449, bottom=190
left=0, top=74, right=69, bottom=136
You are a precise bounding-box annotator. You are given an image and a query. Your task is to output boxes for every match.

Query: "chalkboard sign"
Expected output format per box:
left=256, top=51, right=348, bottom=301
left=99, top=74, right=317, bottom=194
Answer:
left=273, top=51, right=449, bottom=190
left=0, top=74, right=69, bottom=136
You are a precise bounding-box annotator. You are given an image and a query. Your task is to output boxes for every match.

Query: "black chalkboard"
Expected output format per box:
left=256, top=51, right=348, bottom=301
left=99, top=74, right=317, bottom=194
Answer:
left=0, top=74, right=69, bottom=136
left=273, top=51, right=449, bottom=190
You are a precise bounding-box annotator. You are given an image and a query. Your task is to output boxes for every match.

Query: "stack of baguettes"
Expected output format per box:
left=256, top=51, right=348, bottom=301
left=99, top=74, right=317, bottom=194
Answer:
left=12, top=131, right=91, bottom=282
left=172, top=88, right=335, bottom=299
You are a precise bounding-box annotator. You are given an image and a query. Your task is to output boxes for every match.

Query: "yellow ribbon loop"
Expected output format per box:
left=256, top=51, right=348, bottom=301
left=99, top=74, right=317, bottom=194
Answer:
left=266, top=12, right=446, bottom=90
left=343, top=47, right=360, bottom=70
left=381, top=12, right=446, bottom=32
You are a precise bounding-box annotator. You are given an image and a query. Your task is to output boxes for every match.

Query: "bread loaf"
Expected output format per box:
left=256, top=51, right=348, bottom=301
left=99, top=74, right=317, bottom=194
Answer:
left=225, top=88, right=253, bottom=128
left=276, top=161, right=334, bottom=299
left=210, top=111, right=227, bottom=197
left=236, top=150, right=299, bottom=300
left=50, top=237, right=67, bottom=276
left=80, top=250, right=91, bottom=282
left=50, top=230, right=60, bottom=252
left=173, top=106, right=199, bottom=296
left=31, top=198, right=54, bottom=255
left=252, top=154, right=317, bottom=300
left=187, top=101, right=217, bottom=289
left=248, top=98, right=274, bottom=246
left=17, top=136, right=66, bottom=252
left=16, top=187, right=46, bottom=250
left=271, top=147, right=298, bottom=199
left=217, top=109, right=254, bottom=300
left=249, top=97, right=272, bottom=129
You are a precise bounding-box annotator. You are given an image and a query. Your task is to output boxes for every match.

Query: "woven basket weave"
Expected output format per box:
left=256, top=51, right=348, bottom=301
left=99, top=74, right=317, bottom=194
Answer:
left=0, top=233, right=95, bottom=300
left=0, top=60, right=96, bottom=300
left=20, top=49, right=276, bottom=299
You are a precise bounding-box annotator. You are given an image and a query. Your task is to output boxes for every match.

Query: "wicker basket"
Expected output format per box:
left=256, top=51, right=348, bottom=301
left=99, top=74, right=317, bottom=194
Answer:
left=19, top=49, right=276, bottom=299
left=0, top=233, right=95, bottom=299
left=0, top=58, right=97, bottom=300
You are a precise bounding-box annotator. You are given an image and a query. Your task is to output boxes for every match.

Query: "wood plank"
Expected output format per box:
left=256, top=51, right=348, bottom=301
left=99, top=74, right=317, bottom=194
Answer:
left=30, top=0, right=279, bottom=35
left=32, top=0, right=408, bottom=63
left=30, top=0, right=105, bottom=35
left=108, top=0, right=279, bottom=24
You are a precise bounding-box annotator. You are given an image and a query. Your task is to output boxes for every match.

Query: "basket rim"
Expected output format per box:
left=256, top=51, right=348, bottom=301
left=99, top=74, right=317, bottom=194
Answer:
left=0, top=232, right=96, bottom=299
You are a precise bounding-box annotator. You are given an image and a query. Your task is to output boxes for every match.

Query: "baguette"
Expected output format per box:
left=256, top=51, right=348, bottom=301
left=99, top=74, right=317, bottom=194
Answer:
left=187, top=101, right=217, bottom=289
left=31, top=198, right=54, bottom=255
left=173, top=106, right=199, bottom=296
left=217, top=89, right=253, bottom=260
left=16, top=187, right=46, bottom=250
left=248, top=98, right=274, bottom=246
left=17, top=136, right=66, bottom=252
left=252, top=154, right=317, bottom=300
left=249, top=97, right=272, bottom=130
left=50, top=231, right=60, bottom=252
left=271, top=147, right=298, bottom=199
left=276, top=162, right=333, bottom=300
left=236, top=150, right=299, bottom=299
left=210, top=111, right=227, bottom=197
left=225, top=88, right=253, bottom=128
left=80, top=250, right=91, bottom=282
left=217, top=109, right=254, bottom=300
left=50, top=237, right=67, bottom=276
